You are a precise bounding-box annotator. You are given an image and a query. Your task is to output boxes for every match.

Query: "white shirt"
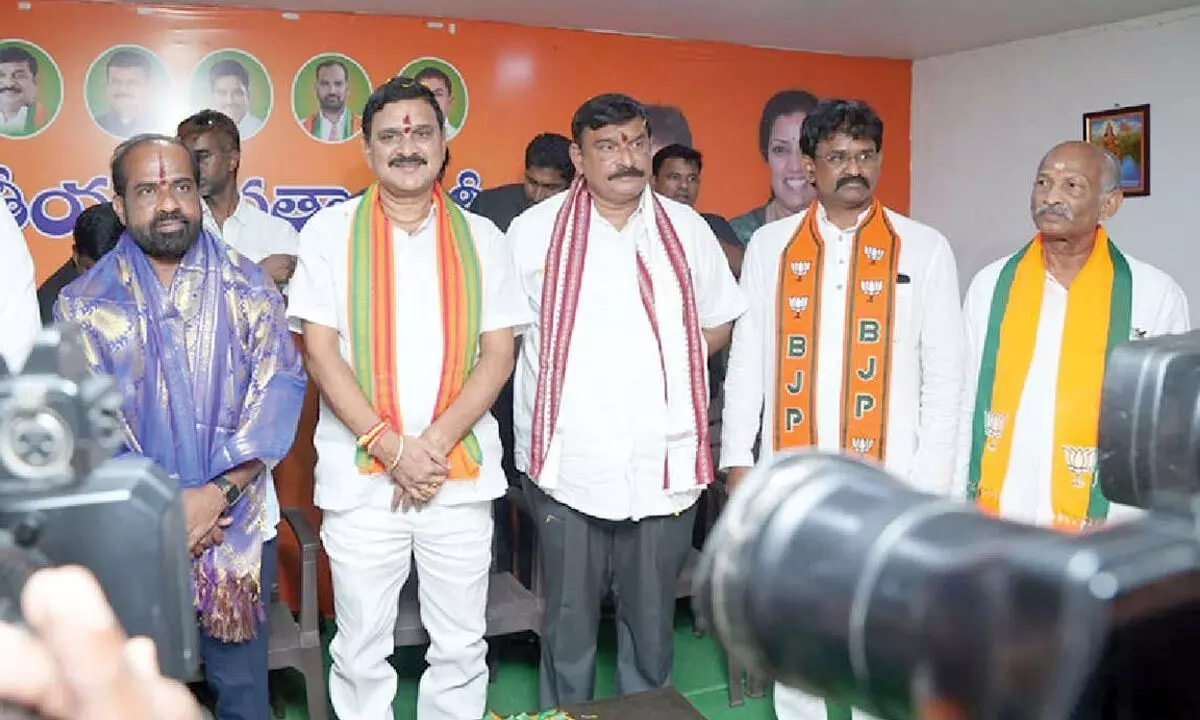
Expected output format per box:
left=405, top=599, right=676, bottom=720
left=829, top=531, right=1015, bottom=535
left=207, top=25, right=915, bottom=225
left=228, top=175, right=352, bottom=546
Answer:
left=197, top=197, right=297, bottom=539
left=0, top=105, right=29, bottom=130
left=954, top=246, right=1191, bottom=526
left=721, top=203, right=964, bottom=495
left=315, top=110, right=352, bottom=142
left=203, top=196, right=299, bottom=264
left=287, top=196, right=531, bottom=512
left=237, top=114, right=265, bottom=140
left=0, top=202, right=40, bottom=372
left=508, top=189, right=747, bottom=521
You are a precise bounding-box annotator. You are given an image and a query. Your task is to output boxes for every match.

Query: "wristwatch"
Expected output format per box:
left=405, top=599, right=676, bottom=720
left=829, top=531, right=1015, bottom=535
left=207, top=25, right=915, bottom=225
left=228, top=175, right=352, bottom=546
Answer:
left=210, top=475, right=242, bottom=507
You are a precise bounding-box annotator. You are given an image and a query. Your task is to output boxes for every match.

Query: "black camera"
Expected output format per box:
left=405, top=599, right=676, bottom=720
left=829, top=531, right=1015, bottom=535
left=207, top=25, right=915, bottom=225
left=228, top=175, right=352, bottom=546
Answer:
left=695, top=330, right=1200, bottom=720
left=0, top=325, right=198, bottom=681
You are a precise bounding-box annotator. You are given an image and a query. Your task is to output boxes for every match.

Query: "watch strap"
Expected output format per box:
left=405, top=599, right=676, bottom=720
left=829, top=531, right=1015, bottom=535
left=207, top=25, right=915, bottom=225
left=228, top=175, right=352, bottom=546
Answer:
left=211, top=475, right=242, bottom=506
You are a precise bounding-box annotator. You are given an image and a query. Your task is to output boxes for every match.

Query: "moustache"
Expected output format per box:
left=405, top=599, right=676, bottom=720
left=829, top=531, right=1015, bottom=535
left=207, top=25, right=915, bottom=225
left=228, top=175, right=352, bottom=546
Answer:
left=1035, top=202, right=1073, bottom=220
left=836, top=175, right=870, bottom=190
left=389, top=154, right=427, bottom=167
left=607, top=166, right=645, bottom=181
left=0, top=86, right=20, bottom=94
left=154, top=210, right=189, bottom=227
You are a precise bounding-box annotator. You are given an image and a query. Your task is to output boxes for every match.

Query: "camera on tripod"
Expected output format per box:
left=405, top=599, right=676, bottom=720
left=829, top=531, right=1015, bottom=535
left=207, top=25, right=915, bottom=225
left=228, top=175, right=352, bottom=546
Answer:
left=695, top=330, right=1200, bottom=720
left=0, top=325, right=198, bottom=681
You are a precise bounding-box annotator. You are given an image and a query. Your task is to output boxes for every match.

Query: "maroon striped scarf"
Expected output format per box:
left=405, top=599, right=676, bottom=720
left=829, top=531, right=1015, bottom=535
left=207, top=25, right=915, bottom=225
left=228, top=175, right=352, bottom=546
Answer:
left=529, top=179, right=713, bottom=490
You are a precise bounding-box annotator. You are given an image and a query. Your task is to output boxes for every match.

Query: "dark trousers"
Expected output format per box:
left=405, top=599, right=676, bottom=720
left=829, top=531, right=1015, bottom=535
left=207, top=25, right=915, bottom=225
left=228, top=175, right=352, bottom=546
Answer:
left=522, top=477, right=697, bottom=708
left=200, top=538, right=277, bottom=720
left=493, top=492, right=537, bottom=585
left=492, top=376, right=536, bottom=586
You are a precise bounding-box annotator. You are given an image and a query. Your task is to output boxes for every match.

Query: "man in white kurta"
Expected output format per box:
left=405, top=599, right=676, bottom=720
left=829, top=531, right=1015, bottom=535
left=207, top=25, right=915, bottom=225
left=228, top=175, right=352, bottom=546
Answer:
left=0, top=200, right=40, bottom=372
left=954, top=141, right=1189, bottom=528
left=720, top=99, right=964, bottom=720
left=509, top=94, right=746, bottom=708
left=177, top=110, right=300, bottom=594
left=287, top=78, right=530, bottom=720
left=178, top=111, right=299, bottom=290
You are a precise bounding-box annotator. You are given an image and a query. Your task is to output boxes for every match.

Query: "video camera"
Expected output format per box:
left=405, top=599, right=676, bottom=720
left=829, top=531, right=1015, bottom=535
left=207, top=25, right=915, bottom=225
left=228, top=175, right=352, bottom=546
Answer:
left=695, top=330, right=1200, bottom=720
left=0, top=326, right=198, bottom=682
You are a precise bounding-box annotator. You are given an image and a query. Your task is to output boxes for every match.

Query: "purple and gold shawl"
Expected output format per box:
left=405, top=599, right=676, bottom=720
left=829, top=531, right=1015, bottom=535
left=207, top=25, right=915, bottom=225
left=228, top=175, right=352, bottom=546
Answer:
left=54, top=229, right=306, bottom=642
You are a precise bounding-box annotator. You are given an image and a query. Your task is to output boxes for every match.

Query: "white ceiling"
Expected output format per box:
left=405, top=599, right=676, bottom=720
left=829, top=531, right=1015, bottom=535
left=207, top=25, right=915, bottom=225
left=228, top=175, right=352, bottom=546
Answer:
left=117, top=0, right=1200, bottom=59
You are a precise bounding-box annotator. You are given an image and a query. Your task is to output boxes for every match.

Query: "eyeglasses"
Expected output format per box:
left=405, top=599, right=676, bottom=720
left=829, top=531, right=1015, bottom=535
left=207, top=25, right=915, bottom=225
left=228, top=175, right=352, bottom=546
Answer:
left=821, top=149, right=880, bottom=168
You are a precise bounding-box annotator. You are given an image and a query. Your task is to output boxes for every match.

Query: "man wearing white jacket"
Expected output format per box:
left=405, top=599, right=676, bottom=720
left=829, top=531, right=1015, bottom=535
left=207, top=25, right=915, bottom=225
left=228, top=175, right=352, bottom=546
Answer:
left=720, top=99, right=964, bottom=720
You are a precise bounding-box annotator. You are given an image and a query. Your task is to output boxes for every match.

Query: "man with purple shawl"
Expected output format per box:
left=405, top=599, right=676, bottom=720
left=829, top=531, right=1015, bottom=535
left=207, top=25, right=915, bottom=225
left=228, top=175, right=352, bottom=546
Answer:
left=54, top=134, right=306, bottom=720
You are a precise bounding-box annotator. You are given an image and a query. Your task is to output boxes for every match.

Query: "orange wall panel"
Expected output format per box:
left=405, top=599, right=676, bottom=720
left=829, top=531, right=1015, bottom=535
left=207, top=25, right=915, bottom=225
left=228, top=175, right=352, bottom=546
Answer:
left=1, top=0, right=911, bottom=615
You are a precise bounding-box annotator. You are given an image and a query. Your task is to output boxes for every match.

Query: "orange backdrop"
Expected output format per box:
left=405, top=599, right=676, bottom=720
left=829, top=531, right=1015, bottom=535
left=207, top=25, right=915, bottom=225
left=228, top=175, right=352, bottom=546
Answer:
left=2, top=0, right=912, bottom=615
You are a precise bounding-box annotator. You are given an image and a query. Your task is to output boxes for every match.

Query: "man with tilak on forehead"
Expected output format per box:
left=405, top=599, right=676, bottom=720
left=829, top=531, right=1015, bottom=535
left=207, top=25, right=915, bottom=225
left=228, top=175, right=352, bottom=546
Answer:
left=507, top=93, right=746, bottom=707
left=287, top=77, right=530, bottom=720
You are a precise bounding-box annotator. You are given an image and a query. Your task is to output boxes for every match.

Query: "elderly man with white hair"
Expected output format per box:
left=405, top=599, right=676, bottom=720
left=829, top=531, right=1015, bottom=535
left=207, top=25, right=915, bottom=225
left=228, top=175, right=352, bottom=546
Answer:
left=955, top=141, right=1189, bottom=531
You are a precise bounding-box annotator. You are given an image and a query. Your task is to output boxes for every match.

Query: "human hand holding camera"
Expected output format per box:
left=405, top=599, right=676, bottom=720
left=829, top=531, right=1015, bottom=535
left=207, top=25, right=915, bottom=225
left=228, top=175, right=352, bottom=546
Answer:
left=0, top=566, right=199, bottom=719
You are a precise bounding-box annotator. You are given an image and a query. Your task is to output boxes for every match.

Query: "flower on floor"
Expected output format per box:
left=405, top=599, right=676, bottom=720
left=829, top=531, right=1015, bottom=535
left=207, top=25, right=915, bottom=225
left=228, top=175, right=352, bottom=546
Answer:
left=485, top=711, right=577, bottom=720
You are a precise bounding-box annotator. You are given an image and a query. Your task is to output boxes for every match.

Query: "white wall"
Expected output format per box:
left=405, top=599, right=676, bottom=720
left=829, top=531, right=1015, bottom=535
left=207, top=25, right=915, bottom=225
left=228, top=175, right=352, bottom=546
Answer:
left=911, top=7, right=1200, bottom=320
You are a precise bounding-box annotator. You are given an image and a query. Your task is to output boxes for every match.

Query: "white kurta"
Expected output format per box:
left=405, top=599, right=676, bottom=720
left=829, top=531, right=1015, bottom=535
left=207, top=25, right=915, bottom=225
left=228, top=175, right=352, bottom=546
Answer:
left=507, top=188, right=747, bottom=521
left=953, top=244, right=1190, bottom=527
left=236, top=113, right=265, bottom=140
left=0, top=104, right=29, bottom=130
left=720, top=203, right=964, bottom=720
left=287, top=196, right=531, bottom=512
left=0, top=201, right=39, bottom=372
left=721, top=203, right=964, bottom=491
left=203, top=196, right=299, bottom=541
left=313, top=109, right=355, bottom=142
left=287, top=197, right=533, bottom=720
left=203, top=196, right=299, bottom=265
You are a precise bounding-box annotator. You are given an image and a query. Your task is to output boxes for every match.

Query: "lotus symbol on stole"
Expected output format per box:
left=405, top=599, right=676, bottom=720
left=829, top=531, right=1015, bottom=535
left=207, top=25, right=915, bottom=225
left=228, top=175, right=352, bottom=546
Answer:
left=984, top=411, right=1005, bottom=451
left=860, top=279, right=883, bottom=301
left=863, top=246, right=885, bottom=263
left=788, top=295, right=809, bottom=317
left=1063, top=445, right=1097, bottom=488
left=851, top=437, right=875, bottom=456
left=790, top=260, right=812, bottom=279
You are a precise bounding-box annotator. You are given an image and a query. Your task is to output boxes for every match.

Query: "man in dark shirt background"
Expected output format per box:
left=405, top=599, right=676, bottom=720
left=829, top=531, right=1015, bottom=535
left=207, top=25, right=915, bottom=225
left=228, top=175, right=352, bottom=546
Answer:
left=37, top=202, right=123, bottom=323
left=650, top=144, right=742, bottom=552
left=652, top=143, right=743, bottom=278
left=469, top=132, right=574, bottom=233
left=468, top=131, right=573, bottom=587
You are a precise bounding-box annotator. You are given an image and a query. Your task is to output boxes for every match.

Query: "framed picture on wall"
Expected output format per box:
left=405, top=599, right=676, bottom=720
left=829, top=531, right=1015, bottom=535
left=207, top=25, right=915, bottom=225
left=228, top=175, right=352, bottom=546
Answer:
left=1083, top=104, right=1150, bottom=197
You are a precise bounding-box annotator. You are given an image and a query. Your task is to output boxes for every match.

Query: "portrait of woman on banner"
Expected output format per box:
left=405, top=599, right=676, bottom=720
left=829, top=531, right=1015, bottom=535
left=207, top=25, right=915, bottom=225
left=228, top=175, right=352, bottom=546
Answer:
left=730, top=89, right=820, bottom=246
